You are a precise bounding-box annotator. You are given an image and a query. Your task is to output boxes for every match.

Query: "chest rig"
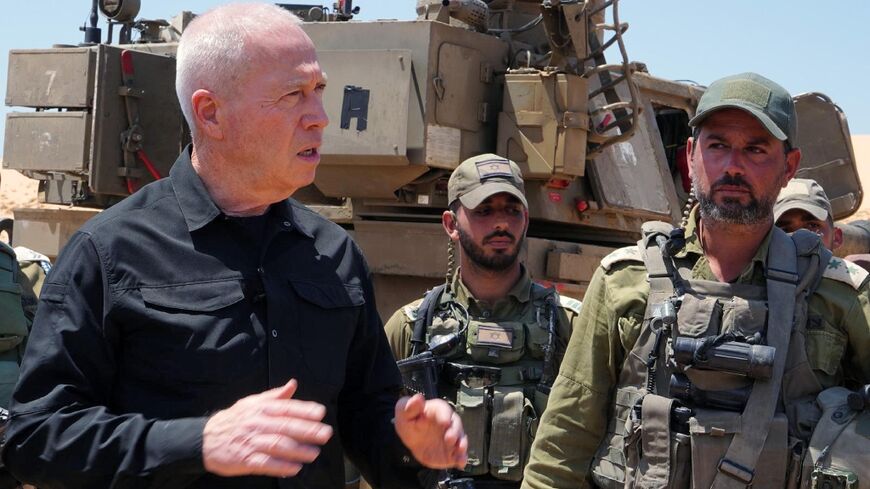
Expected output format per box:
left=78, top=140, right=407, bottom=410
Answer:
left=410, top=282, right=560, bottom=482
left=590, top=222, right=831, bottom=489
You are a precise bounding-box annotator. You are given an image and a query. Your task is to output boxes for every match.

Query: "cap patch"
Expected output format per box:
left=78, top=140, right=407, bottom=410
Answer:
left=722, top=79, right=771, bottom=109
left=780, top=180, right=812, bottom=198
left=475, top=159, right=513, bottom=181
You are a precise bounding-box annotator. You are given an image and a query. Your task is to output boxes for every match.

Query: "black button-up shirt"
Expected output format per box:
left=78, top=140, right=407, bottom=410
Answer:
left=4, top=148, right=417, bottom=488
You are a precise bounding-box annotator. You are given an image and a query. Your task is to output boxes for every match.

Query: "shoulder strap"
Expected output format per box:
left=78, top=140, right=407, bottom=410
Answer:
left=713, top=226, right=798, bottom=488
left=410, top=284, right=447, bottom=356
left=637, top=221, right=682, bottom=395
left=639, top=221, right=677, bottom=305
left=791, top=228, right=832, bottom=296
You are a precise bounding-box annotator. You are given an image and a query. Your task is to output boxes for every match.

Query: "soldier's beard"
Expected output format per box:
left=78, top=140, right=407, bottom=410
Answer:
left=693, top=174, right=776, bottom=226
left=457, top=227, right=523, bottom=272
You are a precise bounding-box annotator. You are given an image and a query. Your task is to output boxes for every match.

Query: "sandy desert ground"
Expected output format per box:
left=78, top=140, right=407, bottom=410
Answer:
left=0, top=168, right=41, bottom=220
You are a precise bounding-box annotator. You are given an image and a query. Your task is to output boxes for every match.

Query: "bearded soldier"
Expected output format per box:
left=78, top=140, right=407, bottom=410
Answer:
left=384, top=154, right=582, bottom=488
left=523, top=73, right=870, bottom=489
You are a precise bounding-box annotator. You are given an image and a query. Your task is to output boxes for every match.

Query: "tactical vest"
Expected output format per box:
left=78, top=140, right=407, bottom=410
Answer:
left=0, top=242, right=29, bottom=409
left=412, top=282, right=576, bottom=482
left=588, top=222, right=853, bottom=489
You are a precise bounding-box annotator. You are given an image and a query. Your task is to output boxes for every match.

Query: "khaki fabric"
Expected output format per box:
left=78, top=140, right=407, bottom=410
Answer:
left=384, top=268, right=579, bottom=364
left=521, top=208, right=870, bottom=489
left=383, top=267, right=581, bottom=481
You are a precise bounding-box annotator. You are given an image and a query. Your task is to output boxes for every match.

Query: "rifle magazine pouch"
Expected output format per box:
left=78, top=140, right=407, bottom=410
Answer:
left=489, top=386, right=526, bottom=481
left=635, top=395, right=691, bottom=489
left=457, top=383, right=488, bottom=476
left=689, top=410, right=789, bottom=488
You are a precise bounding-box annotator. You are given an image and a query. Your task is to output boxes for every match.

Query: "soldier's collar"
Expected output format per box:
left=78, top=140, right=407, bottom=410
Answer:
left=451, top=265, right=532, bottom=306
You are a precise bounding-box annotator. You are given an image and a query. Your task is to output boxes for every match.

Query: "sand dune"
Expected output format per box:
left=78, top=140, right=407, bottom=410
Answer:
left=0, top=168, right=41, bottom=220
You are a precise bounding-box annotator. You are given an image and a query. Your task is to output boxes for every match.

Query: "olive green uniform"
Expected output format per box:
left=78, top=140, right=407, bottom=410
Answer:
left=0, top=244, right=48, bottom=409
left=385, top=268, right=581, bottom=362
left=522, top=212, right=870, bottom=489
left=384, top=267, right=582, bottom=481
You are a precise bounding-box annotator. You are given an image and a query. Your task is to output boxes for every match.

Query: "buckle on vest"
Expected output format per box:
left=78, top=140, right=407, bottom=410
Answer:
left=766, top=266, right=798, bottom=284
left=718, top=458, right=754, bottom=485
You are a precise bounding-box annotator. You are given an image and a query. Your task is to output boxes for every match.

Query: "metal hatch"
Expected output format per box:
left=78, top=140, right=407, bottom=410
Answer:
left=792, top=92, right=862, bottom=220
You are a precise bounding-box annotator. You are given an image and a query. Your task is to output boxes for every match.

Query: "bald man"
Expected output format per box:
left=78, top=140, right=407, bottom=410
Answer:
left=2, top=4, right=466, bottom=488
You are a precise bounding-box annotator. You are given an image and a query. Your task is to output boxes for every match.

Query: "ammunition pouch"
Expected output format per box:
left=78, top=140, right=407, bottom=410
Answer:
left=455, top=383, right=539, bottom=481
left=687, top=410, right=789, bottom=488
left=622, top=394, right=691, bottom=488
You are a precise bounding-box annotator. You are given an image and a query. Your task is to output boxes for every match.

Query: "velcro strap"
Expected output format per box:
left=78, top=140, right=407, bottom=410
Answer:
left=638, top=394, right=674, bottom=486
left=718, top=458, right=754, bottom=484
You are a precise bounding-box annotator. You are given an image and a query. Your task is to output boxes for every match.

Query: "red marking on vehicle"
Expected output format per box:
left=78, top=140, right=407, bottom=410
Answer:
left=548, top=192, right=563, bottom=203
left=546, top=178, right=571, bottom=189
left=576, top=199, right=589, bottom=213
left=597, top=113, right=614, bottom=132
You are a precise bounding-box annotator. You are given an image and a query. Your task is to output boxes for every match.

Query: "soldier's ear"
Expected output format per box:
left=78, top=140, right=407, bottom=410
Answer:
left=442, top=210, right=460, bottom=240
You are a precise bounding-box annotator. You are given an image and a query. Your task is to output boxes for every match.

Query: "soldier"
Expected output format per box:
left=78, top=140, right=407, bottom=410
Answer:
left=0, top=242, right=49, bottom=489
left=384, top=154, right=582, bottom=487
left=774, top=178, right=843, bottom=251
left=522, top=73, right=870, bottom=488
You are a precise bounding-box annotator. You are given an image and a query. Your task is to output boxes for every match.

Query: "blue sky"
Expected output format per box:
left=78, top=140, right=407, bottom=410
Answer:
left=1, top=0, right=868, bottom=157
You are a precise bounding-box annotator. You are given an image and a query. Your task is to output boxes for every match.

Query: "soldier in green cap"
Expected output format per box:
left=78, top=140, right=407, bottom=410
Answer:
left=774, top=178, right=843, bottom=251
left=523, top=73, right=870, bottom=489
left=384, top=153, right=582, bottom=487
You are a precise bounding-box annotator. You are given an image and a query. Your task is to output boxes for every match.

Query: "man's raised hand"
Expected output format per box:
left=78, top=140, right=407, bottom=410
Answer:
left=202, top=379, right=333, bottom=477
left=394, top=394, right=468, bottom=469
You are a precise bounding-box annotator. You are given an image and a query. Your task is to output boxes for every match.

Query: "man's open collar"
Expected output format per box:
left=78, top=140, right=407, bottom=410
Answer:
left=169, top=146, right=316, bottom=239
left=169, top=146, right=222, bottom=233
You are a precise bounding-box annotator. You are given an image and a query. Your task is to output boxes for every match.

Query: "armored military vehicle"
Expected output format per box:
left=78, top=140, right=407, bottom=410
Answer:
left=2, top=0, right=863, bottom=315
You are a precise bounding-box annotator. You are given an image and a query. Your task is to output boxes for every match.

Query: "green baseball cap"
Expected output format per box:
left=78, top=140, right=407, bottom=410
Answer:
left=447, top=153, right=527, bottom=209
left=774, top=178, right=832, bottom=222
left=689, top=72, right=797, bottom=143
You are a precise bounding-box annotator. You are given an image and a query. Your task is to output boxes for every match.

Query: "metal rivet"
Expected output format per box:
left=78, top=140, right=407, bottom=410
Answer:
left=271, top=329, right=278, bottom=338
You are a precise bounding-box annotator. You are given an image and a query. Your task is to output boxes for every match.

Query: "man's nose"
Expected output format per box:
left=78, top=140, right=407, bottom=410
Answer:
left=722, top=148, right=747, bottom=175
left=304, top=97, right=329, bottom=130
